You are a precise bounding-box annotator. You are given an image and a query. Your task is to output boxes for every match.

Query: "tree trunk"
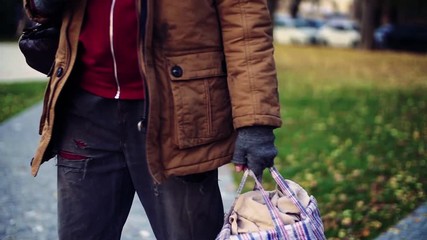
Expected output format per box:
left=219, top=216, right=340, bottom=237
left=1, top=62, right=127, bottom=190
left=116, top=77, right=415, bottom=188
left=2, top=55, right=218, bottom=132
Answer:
left=360, top=0, right=378, bottom=49
left=289, top=0, right=302, bottom=18
left=267, top=0, right=279, bottom=22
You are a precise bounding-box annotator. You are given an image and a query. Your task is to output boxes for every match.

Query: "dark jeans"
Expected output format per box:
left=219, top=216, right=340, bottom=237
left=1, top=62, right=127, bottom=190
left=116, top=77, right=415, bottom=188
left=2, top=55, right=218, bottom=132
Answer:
left=56, top=89, right=224, bottom=240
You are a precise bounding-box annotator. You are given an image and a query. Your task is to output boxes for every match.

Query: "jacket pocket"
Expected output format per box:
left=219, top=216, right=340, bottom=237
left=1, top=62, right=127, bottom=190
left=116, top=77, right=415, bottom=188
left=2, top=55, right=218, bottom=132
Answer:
left=167, top=51, right=233, bottom=149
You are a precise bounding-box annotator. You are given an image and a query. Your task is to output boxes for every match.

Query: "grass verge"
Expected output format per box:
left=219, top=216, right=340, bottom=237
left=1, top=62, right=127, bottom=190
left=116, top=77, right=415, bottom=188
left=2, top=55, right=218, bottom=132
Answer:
left=0, top=81, right=46, bottom=123
left=250, top=45, right=427, bottom=239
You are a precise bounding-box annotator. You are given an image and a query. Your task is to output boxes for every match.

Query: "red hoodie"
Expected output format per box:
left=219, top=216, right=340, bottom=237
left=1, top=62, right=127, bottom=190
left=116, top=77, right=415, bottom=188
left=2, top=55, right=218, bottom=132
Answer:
left=76, top=0, right=145, bottom=99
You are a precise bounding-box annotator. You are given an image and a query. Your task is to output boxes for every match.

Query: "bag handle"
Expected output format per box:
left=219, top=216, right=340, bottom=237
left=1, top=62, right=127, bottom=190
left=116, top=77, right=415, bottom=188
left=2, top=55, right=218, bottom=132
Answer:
left=269, top=167, right=326, bottom=239
left=249, top=170, right=290, bottom=239
left=269, top=167, right=310, bottom=218
left=225, top=169, right=290, bottom=239
left=225, top=167, right=325, bottom=239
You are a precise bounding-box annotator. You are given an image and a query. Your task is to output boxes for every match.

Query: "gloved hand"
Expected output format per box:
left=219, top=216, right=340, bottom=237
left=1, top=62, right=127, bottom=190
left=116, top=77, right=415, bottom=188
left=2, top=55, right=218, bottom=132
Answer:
left=232, top=126, right=277, bottom=178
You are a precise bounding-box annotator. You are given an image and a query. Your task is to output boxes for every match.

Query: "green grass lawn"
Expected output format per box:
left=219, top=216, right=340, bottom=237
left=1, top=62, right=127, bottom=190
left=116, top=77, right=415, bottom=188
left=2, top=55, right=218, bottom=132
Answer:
left=265, top=45, right=427, bottom=239
left=0, top=81, right=46, bottom=123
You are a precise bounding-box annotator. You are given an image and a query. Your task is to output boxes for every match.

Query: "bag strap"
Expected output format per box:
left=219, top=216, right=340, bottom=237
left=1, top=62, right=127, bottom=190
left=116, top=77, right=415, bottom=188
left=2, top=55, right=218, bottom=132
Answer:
left=223, top=168, right=250, bottom=219
left=269, top=167, right=310, bottom=218
left=223, top=169, right=290, bottom=239
left=269, top=167, right=326, bottom=240
left=248, top=170, right=290, bottom=239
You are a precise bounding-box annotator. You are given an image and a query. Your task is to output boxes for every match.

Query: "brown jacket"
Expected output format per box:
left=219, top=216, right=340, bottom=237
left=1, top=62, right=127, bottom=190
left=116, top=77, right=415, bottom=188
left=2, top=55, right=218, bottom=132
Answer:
left=25, top=0, right=282, bottom=183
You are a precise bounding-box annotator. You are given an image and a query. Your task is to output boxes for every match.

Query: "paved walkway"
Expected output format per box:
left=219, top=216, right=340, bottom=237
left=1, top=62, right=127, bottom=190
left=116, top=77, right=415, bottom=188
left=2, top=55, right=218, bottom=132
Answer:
left=0, top=42, right=46, bottom=82
left=1, top=42, right=427, bottom=239
left=375, top=202, right=427, bottom=240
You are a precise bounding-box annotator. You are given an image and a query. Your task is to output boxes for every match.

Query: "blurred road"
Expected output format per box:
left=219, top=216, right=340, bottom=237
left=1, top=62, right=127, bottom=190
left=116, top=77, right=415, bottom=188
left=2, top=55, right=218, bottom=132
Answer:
left=376, top=202, right=427, bottom=240
left=0, top=42, right=45, bottom=82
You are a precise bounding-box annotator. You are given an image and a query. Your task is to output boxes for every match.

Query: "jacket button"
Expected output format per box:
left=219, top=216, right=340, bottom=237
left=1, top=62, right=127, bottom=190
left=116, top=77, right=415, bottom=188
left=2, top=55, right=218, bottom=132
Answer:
left=56, top=67, right=64, bottom=78
left=171, top=65, right=183, bottom=78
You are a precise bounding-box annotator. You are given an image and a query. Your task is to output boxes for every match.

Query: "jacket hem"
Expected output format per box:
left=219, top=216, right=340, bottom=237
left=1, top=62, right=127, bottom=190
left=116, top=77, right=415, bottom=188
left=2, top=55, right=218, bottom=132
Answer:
left=162, top=154, right=233, bottom=178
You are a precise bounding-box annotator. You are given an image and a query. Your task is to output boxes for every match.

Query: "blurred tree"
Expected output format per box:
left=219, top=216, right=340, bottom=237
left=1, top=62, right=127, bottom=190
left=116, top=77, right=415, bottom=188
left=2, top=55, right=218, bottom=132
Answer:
left=267, top=0, right=279, bottom=21
left=289, top=0, right=302, bottom=18
left=0, top=0, right=21, bottom=39
left=356, top=0, right=427, bottom=50
left=287, top=0, right=320, bottom=19
left=359, top=0, right=380, bottom=49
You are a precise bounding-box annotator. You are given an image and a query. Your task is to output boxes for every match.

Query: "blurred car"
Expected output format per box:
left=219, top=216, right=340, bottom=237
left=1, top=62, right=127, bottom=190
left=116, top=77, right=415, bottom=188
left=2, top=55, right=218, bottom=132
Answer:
left=273, top=17, right=323, bottom=45
left=374, top=24, right=427, bottom=53
left=316, top=19, right=360, bottom=48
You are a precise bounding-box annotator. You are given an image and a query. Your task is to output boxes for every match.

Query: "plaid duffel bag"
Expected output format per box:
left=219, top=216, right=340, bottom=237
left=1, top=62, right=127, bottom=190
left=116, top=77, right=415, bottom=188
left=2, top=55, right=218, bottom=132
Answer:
left=216, top=167, right=326, bottom=240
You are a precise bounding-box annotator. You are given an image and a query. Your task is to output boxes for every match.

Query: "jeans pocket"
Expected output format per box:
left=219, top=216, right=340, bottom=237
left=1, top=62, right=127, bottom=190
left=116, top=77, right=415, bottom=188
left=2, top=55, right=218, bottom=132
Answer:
left=57, top=151, right=90, bottom=183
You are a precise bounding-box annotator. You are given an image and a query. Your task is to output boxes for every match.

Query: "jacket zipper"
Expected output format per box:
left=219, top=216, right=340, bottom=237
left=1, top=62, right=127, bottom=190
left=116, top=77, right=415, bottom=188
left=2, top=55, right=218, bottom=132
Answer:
left=137, top=0, right=148, bottom=133
left=109, top=0, right=121, bottom=99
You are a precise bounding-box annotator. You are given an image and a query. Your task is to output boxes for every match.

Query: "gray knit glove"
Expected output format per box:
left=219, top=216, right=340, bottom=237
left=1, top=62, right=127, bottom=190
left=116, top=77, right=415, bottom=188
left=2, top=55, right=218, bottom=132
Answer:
left=232, top=126, right=277, bottom=177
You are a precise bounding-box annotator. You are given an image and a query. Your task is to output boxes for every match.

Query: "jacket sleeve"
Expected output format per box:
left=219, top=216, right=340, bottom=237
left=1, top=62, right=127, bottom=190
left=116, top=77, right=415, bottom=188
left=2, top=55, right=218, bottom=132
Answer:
left=216, top=0, right=282, bottom=129
left=23, top=0, right=64, bottom=22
